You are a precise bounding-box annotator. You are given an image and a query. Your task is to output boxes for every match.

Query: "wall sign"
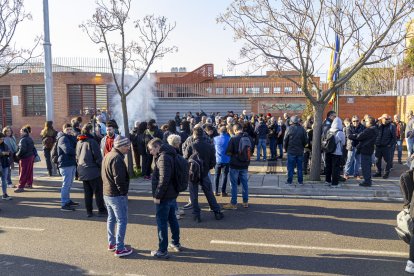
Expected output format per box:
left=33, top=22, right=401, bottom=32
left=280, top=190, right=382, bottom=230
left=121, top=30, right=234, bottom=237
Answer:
left=12, top=96, right=19, bottom=105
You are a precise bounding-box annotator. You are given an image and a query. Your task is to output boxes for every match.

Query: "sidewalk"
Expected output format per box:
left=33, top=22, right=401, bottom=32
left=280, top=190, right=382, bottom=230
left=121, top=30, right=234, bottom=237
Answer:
left=20, top=150, right=404, bottom=201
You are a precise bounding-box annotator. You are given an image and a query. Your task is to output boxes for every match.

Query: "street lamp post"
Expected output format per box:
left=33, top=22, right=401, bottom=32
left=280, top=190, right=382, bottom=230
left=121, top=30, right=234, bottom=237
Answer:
left=43, top=0, right=54, bottom=121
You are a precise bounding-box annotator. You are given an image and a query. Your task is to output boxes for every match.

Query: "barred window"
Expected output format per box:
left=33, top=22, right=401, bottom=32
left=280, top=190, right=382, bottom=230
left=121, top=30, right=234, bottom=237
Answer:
left=68, top=84, right=108, bottom=116
left=23, top=85, right=46, bottom=116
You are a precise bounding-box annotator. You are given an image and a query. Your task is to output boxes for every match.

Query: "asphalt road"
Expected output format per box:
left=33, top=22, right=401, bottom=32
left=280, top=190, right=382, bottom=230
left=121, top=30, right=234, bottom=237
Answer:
left=0, top=185, right=409, bottom=275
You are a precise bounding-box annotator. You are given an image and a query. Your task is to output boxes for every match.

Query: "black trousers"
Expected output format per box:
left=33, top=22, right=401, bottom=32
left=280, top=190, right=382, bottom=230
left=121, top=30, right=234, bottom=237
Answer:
left=325, top=153, right=341, bottom=185
left=303, top=151, right=311, bottom=174
left=375, top=146, right=392, bottom=174
left=43, top=148, right=52, bottom=175
left=142, top=152, right=153, bottom=177
left=83, top=177, right=106, bottom=214
left=132, top=146, right=141, bottom=169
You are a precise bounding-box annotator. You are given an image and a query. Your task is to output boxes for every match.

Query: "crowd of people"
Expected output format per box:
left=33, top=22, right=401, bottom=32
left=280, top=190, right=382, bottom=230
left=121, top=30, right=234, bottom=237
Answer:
left=0, top=107, right=412, bottom=262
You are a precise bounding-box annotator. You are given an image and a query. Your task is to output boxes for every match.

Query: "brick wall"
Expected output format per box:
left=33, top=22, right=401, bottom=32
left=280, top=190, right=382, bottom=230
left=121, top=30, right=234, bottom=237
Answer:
left=0, top=72, right=113, bottom=141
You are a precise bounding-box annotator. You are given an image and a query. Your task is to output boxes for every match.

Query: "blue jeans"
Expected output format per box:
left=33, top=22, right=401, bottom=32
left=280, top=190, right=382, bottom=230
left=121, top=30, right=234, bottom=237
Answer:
left=269, top=138, right=277, bottom=159
left=407, top=138, right=414, bottom=158
left=229, top=168, right=248, bottom=205
left=344, top=148, right=361, bottom=177
left=189, top=175, right=221, bottom=216
left=214, top=163, right=229, bottom=193
left=156, top=198, right=180, bottom=252
left=395, top=139, right=403, bottom=162
left=256, top=138, right=267, bottom=160
left=59, top=166, right=76, bottom=207
left=104, top=195, right=128, bottom=251
left=1, top=166, right=8, bottom=194
left=277, top=143, right=283, bottom=158
left=287, top=154, right=304, bottom=184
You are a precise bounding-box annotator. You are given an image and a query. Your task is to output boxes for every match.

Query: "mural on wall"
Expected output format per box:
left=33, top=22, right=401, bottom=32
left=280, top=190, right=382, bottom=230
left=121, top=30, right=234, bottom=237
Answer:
left=260, top=103, right=306, bottom=113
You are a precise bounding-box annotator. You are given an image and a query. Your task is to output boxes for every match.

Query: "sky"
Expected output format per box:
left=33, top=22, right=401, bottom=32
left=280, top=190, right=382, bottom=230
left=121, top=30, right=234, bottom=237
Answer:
left=15, top=0, right=249, bottom=76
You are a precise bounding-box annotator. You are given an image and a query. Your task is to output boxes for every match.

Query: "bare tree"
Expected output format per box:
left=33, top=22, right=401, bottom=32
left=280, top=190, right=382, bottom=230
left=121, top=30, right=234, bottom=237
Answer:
left=218, top=0, right=414, bottom=180
left=81, top=0, right=176, bottom=175
left=0, top=0, right=39, bottom=78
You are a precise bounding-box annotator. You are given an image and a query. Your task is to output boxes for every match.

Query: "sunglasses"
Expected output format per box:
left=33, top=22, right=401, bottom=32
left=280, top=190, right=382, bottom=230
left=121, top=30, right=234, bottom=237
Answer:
left=352, top=120, right=359, bottom=122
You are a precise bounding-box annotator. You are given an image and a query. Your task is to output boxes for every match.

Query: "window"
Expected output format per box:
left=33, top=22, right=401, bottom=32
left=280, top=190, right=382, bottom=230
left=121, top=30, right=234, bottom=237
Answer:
left=273, top=87, right=281, bottom=93
left=284, top=86, right=293, bottom=93
left=215, top=87, right=224, bottom=94
left=23, top=85, right=46, bottom=116
left=68, top=84, right=108, bottom=116
left=237, top=87, right=243, bottom=94
left=297, top=87, right=302, bottom=92
left=263, top=87, right=270, bottom=94
left=226, top=88, right=234, bottom=94
left=246, top=87, right=260, bottom=94
left=206, top=87, right=212, bottom=94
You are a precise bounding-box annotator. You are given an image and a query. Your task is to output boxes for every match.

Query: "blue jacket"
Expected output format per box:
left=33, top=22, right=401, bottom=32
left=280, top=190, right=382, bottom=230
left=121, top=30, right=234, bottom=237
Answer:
left=57, top=132, right=77, bottom=168
left=214, top=133, right=231, bottom=164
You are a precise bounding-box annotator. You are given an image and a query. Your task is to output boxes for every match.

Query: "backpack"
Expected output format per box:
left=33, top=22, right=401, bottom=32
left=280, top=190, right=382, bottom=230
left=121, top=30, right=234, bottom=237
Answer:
left=188, top=152, right=203, bottom=183
left=395, top=208, right=413, bottom=244
left=51, top=136, right=62, bottom=164
left=321, top=130, right=338, bottom=153
left=238, top=135, right=252, bottom=162
left=173, top=154, right=189, bottom=192
left=43, top=136, right=55, bottom=150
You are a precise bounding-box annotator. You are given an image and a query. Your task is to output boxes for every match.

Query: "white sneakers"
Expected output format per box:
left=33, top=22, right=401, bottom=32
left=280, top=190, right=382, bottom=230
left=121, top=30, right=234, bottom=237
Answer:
left=406, top=260, right=414, bottom=273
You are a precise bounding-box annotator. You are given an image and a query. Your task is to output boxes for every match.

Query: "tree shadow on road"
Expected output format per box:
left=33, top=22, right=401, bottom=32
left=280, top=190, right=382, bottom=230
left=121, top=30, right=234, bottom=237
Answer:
left=0, top=254, right=87, bottom=275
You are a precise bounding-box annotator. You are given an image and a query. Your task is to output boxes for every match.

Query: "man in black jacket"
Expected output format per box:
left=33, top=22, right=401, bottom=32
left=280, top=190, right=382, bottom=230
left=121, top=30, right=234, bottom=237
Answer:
left=374, top=114, right=396, bottom=179
left=183, top=127, right=224, bottom=222
left=344, top=115, right=365, bottom=179
left=284, top=116, right=308, bottom=185
left=223, top=123, right=252, bottom=210
left=148, top=138, right=181, bottom=259
left=349, top=116, right=378, bottom=187
left=102, top=136, right=133, bottom=257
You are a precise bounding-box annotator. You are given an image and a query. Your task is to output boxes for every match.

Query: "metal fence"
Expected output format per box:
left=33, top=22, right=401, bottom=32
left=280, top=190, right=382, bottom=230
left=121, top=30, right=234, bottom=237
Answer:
left=6, top=57, right=123, bottom=74
left=396, top=76, right=414, bottom=96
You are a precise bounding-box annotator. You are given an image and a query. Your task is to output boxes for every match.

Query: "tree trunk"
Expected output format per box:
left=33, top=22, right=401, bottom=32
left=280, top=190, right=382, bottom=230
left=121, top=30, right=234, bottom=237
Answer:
left=309, top=103, right=325, bottom=181
left=121, top=94, right=134, bottom=177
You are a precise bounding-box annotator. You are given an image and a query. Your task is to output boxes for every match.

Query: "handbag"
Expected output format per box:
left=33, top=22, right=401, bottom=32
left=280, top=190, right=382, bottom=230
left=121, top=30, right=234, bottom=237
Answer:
left=33, top=147, right=41, bottom=163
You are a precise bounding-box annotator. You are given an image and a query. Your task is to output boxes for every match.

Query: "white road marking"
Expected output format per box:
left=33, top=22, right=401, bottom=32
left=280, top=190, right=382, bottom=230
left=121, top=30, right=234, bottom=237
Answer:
left=210, top=240, right=407, bottom=257
left=0, top=225, right=45, bottom=231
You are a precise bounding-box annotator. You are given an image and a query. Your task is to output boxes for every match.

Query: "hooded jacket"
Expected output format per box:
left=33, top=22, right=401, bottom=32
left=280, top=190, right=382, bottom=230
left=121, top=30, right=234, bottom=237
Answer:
left=329, top=117, right=346, bottom=156
left=76, top=134, right=103, bottom=181
left=152, top=144, right=179, bottom=200
left=56, top=132, right=77, bottom=168
left=283, top=124, right=307, bottom=156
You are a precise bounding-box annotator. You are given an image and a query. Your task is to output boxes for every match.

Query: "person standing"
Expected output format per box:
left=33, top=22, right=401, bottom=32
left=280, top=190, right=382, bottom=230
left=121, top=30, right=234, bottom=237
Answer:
left=393, top=114, right=406, bottom=164
left=406, top=112, right=414, bottom=158
left=268, top=117, right=279, bottom=161
left=14, top=125, right=35, bottom=193
left=100, top=121, right=119, bottom=157
left=344, top=116, right=364, bottom=179
left=283, top=116, right=308, bottom=185
left=277, top=118, right=286, bottom=159
left=373, top=114, right=396, bottom=179
left=213, top=126, right=231, bottom=196
left=3, top=126, right=17, bottom=188
left=142, top=119, right=163, bottom=180
left=183, top=127, right=224, bottom=222
left=40, top=121, right=58, bottom=176
left=76, top=124, right=107, bottom=218
left=148, top=138, right=182, bottom=259
left=0, top=133, right=11, bottom=200
left=254, top=117, right=269, bottom=161
left=223, top=123, right=252, bottom=210
left=57, top=123, right=79, bottom=211
left=324, top=117, right=346, bottom=187
left=102, top=136, right=133, bottom=257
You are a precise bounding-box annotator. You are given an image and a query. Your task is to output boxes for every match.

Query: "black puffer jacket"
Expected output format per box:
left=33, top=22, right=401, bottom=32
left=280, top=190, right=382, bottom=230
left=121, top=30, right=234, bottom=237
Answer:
left=375, top=123, right=396, bottom=147
left=16, top=134, right=34, bottom=159
left=152, top=144, right=179, bottom=200
left=183, top=137, right=216, bottom=178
